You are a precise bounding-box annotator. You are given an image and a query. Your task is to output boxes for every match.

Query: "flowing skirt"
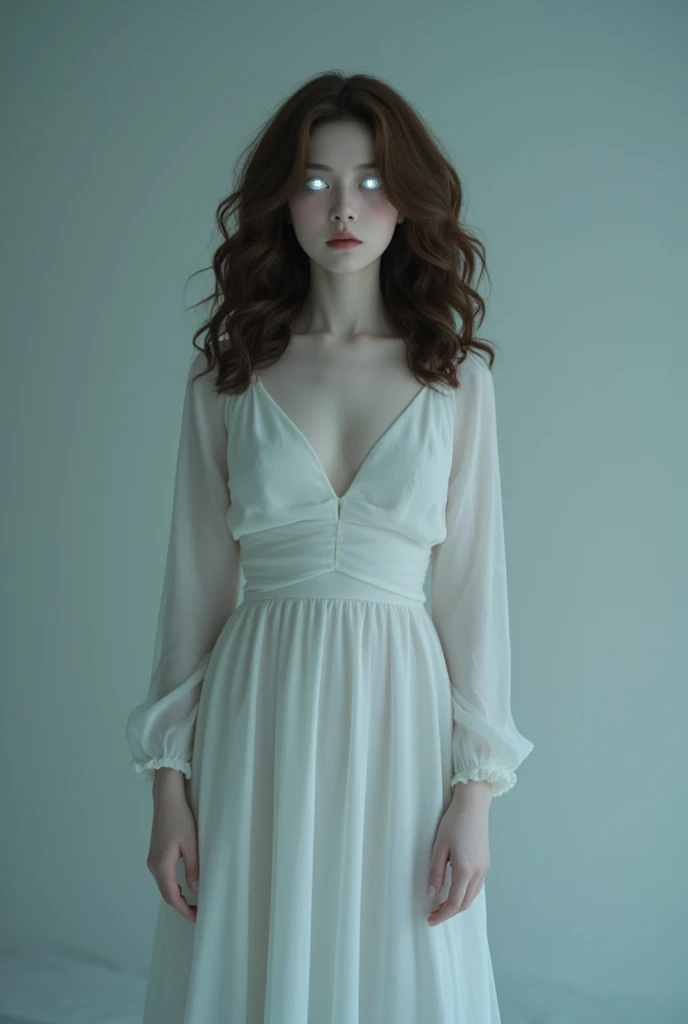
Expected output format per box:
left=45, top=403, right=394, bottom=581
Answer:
left=141, top=573, right=501, bottom=1024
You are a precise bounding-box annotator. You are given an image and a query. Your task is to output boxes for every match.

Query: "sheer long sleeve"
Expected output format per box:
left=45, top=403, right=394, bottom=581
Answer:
left=125, top=352, right=242, bottom=783
left=430, top=351, right=534, bottom=797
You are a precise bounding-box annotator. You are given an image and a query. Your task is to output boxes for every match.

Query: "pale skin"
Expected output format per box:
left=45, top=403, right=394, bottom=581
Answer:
left=147, top=117, right=493, bottom=928
left=148, top=768, right=199, bottom=923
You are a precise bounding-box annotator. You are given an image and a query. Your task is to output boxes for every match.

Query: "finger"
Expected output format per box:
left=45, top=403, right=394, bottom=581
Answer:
left=181, top=847, right=200, bottom=894
left=426, top=846, right=449, bottom=900
left=152, top=863, right=198, bottom=923
left=427, top=869, right=470, bottom=926
left=163, top=880, right=197, bottom=923
left=458, top=874, right=483, bottom=913
left=174, top=882, right=198, bottom=922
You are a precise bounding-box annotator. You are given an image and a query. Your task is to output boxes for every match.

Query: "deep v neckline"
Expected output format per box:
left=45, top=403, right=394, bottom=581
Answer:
left=253, top=373, right=429, bottom=502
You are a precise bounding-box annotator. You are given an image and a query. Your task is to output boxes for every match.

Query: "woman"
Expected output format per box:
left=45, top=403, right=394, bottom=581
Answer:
left=126, top=70, right=534, bottom=1023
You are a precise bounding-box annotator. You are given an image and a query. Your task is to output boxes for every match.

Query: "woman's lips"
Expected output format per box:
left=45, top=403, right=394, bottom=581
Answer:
left=326, top=239, right=362, bottom=248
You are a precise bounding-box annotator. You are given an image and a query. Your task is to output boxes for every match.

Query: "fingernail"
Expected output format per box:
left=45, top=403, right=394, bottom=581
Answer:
left=427, top=885, right=436, bottom=897
left=191, top=881, right=198, bottom=892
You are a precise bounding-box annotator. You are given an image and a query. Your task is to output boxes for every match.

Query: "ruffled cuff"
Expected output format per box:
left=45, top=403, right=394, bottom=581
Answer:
left=450, top=764, right=518, bottom=798
left=128, top=756, right=192, bottom=784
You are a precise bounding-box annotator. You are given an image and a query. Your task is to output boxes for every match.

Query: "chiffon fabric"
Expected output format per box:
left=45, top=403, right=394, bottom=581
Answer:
left=125, top=348, right=534, bottom=1023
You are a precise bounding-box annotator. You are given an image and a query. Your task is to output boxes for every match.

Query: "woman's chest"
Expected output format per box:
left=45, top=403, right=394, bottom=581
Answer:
left=254, top=347, right=427, bottom=500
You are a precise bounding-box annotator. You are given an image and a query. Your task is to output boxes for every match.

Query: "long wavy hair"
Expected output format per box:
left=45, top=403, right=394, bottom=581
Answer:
left=186, top=70, right=497, bottom=395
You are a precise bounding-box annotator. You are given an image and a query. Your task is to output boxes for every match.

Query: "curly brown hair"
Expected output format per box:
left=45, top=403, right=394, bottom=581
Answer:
left=186, top=70, right=497, bottom=395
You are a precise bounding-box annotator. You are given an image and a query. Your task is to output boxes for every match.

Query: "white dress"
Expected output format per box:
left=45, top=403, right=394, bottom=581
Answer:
left=126, top=348, right=534, bottom=1024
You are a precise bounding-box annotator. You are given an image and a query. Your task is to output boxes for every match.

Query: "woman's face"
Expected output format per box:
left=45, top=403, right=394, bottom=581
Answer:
left=286, top=119, right=404, bottom=274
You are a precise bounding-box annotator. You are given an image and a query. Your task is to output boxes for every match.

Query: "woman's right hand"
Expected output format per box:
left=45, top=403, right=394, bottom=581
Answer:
left=146, top=775, right=200, bottom=923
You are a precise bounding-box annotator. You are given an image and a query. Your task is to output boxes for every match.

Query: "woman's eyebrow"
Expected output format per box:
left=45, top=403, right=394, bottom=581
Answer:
left=305, top=162, right=378, bottom=171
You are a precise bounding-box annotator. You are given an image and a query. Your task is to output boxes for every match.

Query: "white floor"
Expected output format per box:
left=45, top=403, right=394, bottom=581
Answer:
left=0, top=939, right=685, bottom=1024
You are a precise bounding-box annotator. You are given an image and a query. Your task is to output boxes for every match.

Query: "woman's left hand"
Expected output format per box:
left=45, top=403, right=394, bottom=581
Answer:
left=426, top=780, right=492, bottom=926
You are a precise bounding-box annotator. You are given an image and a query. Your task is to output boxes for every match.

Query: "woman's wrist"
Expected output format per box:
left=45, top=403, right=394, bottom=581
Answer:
left=152, top=766, right=188, bottom=801
left=451, top=779, right=493, bottom=801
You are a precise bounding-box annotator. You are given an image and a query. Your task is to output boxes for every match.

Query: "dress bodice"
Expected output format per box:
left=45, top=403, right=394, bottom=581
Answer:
left=225, top=374, right=455, bottom=601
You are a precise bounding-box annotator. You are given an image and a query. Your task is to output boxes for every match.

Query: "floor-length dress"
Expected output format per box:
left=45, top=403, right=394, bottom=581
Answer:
left=125, top=347, right=534, bottom=1024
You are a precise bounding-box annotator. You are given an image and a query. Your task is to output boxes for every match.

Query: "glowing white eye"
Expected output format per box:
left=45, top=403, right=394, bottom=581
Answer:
left=304, top=175, right=383, bottom=191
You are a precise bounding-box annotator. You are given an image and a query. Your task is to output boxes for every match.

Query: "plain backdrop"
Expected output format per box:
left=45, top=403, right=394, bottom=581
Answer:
left=1, top=0, right=685, bottom=1012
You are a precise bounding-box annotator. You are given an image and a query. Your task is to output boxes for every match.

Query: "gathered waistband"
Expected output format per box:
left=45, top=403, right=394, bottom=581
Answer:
left=240, top=569, right=427, bottom=609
